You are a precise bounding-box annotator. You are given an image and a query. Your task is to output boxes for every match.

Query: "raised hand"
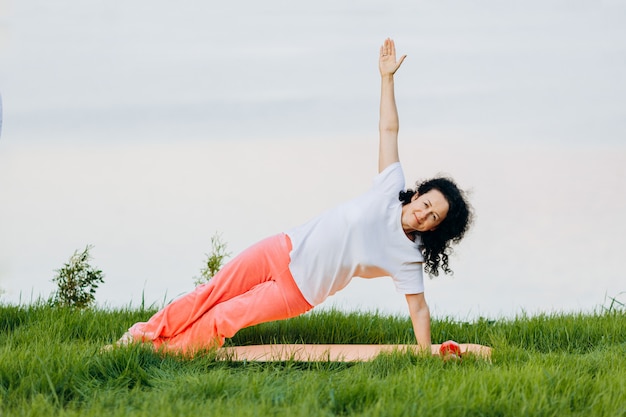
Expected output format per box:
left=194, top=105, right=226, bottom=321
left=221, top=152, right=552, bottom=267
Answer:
left=379, top=38, right=407, bottom=77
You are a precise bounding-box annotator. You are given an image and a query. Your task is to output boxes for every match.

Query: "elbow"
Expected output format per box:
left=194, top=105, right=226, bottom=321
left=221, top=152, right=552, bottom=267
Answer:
left=379, top=123, right=399, bottom=134
left=406, top=293, right=429, bottom=318
left=415, top=302, right=430, bottom=320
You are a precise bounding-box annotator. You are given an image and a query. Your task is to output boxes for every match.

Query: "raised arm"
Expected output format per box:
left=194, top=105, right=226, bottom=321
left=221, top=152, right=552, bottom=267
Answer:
left=378, top=38, right=407, bottom=173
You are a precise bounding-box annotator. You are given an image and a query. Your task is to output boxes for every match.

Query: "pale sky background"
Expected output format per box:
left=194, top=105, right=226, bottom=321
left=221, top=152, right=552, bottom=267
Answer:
left=0, top=0, right=625, bottom=319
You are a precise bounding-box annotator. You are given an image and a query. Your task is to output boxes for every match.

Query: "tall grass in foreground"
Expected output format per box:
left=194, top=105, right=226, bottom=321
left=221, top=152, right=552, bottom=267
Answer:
left=0, top=303, right=625, bottom=416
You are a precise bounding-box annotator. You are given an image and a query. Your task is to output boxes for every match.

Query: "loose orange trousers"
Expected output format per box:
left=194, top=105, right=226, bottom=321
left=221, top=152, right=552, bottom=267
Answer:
left=127, top=234, right=313, bottom=354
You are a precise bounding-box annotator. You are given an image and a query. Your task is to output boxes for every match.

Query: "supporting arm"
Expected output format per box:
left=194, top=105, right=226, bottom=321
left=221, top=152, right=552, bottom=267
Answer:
left=405, top=292, right=432, bottom=353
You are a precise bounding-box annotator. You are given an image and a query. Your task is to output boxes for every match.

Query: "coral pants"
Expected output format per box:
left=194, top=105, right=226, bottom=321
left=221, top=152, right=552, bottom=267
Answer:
left=127, top=234, right=313, bottom=354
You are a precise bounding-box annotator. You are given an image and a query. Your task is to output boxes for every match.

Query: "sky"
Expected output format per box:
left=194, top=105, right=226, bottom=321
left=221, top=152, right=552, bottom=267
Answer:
left=0, top=0, right=625, bottom=319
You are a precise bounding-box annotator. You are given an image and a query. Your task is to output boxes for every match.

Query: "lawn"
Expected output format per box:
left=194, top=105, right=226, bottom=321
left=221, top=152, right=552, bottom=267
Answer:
left=1, top=303, right=625, bottom=416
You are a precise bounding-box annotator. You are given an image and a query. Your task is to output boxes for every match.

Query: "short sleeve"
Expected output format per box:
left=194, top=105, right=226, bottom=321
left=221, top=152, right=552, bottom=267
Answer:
left=372, top=162, right=405, bottom=198
left=393, top=262, right=425, bottom=295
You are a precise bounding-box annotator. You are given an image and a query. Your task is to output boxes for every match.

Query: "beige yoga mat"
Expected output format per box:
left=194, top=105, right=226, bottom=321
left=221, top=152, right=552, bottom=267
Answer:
left=219, top=344, right=491, bottom=362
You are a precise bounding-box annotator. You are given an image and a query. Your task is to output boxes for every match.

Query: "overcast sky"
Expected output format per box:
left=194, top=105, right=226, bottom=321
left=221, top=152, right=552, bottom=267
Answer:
left=1, top=0, right=625, bottom=317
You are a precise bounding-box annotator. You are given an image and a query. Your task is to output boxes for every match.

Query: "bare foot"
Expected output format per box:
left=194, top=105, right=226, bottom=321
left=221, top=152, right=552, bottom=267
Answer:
left=100, top=332, right=135, bottom=353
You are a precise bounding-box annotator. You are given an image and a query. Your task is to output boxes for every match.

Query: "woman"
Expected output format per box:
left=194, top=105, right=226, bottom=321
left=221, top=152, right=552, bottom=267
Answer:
left=116, top=38, right=473, bottom=355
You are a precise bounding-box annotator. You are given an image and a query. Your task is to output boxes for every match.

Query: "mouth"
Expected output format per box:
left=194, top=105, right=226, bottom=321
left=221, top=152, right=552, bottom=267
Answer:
left=414, top=213, right=421, bottom=226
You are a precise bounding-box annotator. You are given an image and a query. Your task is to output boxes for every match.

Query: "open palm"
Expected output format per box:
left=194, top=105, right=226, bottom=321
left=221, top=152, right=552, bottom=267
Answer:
left=379, top=38, right=407, bottom=76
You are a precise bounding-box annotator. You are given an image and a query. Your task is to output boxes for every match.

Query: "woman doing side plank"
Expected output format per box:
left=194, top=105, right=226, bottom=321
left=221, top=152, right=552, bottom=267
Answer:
left=115, top=38, right=473, bottom=356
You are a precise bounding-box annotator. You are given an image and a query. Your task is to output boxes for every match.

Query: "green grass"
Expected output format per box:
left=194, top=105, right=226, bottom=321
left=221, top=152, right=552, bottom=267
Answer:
left=1, top=303, right=625, bottom=416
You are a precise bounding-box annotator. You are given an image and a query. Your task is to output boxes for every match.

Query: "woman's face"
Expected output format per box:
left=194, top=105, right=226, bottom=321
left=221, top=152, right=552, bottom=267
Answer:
left=401, top=189, right=450, bottom=235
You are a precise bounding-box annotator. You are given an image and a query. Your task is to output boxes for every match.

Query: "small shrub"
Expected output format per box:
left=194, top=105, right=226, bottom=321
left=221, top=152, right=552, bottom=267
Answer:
left=193, top=232, right=231, bottom=286
left=51, top=245, right=104, bottom=309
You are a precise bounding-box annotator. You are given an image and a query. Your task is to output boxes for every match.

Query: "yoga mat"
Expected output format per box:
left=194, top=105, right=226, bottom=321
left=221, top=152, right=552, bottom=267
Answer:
left=218, top=344, right=491, bottom=362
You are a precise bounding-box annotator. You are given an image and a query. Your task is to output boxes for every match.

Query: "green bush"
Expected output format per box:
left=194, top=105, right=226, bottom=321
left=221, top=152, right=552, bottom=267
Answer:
left=193, top=232, right=230, bottom=286
left=51, top=245, right=104, bottom=309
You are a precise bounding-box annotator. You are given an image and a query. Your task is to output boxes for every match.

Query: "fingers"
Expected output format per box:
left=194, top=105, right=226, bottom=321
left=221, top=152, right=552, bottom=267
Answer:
left=380, top=38, right=394, bottom=58
left=380, top=38, right=405, bottom=61
left=379, top=38, right=406, bottom=74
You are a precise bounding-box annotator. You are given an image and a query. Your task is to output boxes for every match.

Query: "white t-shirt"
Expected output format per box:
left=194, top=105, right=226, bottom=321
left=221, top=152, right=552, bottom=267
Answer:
left=286, top=162, right=425, bottom=306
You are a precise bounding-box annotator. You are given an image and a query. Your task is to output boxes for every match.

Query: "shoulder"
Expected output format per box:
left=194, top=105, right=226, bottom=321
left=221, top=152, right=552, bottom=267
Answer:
left=373, top=162, right=405, bottom=194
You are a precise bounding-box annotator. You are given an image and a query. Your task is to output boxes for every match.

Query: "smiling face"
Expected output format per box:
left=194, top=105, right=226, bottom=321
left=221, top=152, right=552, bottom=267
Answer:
left=401, top=189, right=450, bottom=236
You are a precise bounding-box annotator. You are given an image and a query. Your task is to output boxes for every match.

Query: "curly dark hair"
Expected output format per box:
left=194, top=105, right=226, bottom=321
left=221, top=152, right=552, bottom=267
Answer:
left=399, top=177, right=473, bottom=277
